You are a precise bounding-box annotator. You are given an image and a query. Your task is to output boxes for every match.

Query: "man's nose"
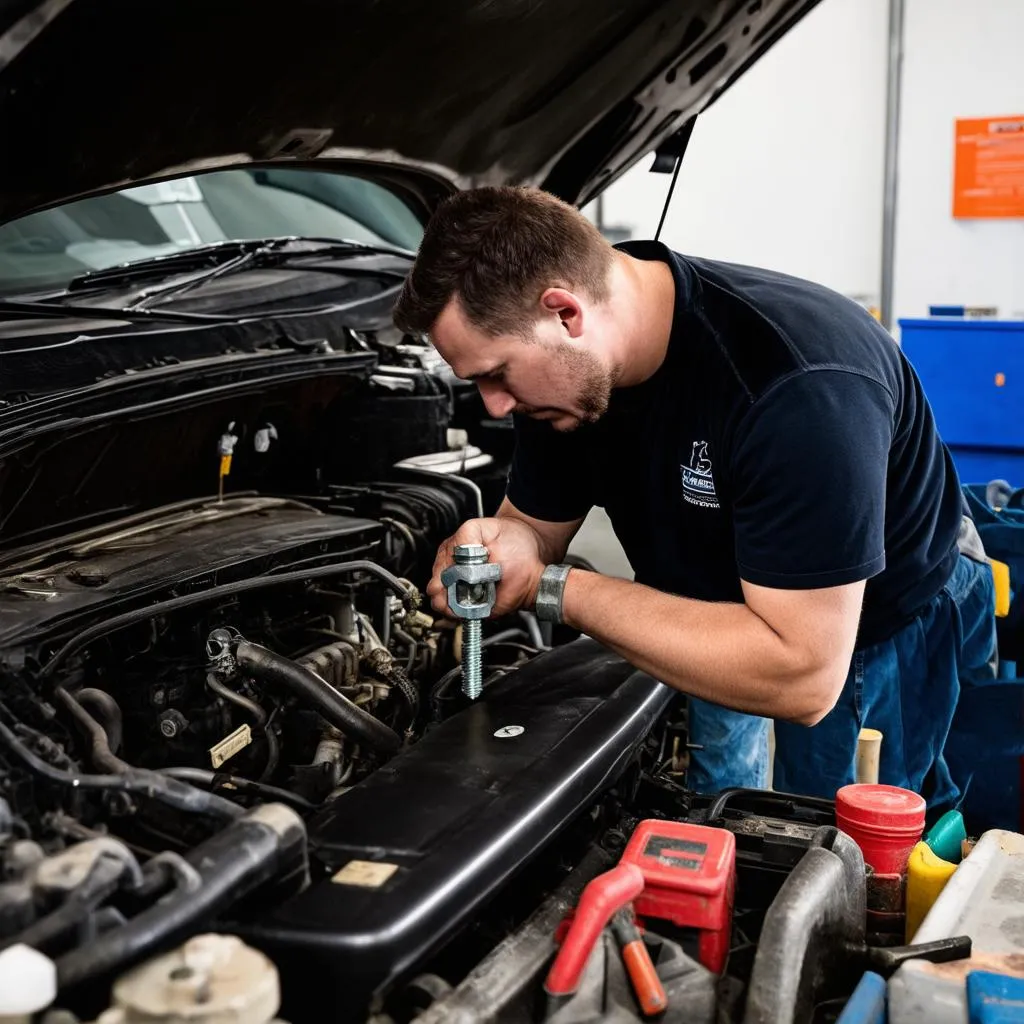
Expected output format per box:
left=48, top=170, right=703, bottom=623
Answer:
left=478, top=381, right=517, bottom=419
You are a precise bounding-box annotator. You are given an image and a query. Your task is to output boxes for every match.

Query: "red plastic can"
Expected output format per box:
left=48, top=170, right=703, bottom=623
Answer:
left=835, top=783, right=926, bottom=874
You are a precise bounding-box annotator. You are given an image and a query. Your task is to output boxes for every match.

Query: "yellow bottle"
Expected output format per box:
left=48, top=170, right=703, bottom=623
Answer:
left=905, top=841, right=958, bottom=942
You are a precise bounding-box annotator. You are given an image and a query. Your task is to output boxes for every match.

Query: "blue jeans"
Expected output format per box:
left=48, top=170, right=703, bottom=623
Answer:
left=688, top=554, right=1000, bottom=812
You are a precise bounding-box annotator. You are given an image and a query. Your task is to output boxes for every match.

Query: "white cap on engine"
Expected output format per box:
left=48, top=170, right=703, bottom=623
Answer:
left=0, top=943, right=57, bottom=1016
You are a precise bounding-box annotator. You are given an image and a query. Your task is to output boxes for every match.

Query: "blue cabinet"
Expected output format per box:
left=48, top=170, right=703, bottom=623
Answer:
left=900, top=318, right=1024, bottom=486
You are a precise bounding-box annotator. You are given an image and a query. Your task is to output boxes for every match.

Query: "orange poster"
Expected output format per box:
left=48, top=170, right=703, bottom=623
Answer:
left=953, top=115, right=1024, bottom=219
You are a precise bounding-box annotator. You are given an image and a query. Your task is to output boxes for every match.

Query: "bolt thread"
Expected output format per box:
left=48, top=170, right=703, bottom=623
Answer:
left=462, top=620, right=483, bottom=699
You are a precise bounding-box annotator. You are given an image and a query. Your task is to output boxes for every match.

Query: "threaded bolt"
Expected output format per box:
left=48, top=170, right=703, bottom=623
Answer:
left=454, top=544, right=488, bottom=699
left=462, top=620, right=483, bottom=699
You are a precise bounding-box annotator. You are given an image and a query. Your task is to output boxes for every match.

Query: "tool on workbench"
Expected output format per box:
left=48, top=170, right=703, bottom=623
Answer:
left=440, top=543, right=501, bottom=699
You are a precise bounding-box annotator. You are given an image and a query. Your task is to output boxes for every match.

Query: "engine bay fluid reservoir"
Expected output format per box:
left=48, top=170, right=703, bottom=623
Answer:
left=95, top=933, right=281, bottom=1024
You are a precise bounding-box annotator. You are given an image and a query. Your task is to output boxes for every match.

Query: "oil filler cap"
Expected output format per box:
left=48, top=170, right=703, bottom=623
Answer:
left=0, top=944, right=57, bottom=1016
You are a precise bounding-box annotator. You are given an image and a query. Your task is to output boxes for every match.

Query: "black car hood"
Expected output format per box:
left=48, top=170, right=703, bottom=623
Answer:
left=0, top=0, right=821, bottom=223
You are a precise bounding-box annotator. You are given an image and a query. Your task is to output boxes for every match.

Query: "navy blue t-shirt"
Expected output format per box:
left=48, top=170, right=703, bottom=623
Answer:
left=506, top=241, right=963, bottom=648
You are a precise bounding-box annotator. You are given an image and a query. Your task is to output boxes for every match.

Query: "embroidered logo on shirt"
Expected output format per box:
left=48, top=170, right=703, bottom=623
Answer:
left=681, top=441, right=720, bottom=509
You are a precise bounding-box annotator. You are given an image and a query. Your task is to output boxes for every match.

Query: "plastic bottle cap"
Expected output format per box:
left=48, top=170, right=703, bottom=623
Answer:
left=0, top=944, right=57, bottom=1014
left=836, top=784, right=926, bottom=829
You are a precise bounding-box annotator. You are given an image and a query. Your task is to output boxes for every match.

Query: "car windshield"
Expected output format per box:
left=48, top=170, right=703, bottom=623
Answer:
left=0, top=168, right=424, bottom=298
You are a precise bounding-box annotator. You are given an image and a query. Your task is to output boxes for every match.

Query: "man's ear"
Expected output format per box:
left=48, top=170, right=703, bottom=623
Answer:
left=539, top=287, right=585, bottom=339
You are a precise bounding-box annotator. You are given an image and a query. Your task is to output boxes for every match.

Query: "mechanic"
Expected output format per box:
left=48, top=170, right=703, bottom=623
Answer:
left=393, top=185, right=997, bottom=808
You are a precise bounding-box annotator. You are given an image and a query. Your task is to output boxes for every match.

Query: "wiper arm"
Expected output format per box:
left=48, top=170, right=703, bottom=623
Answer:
left=65, top=236, right=412, bottom=308
left=65, top=239, right=257, bottom=293
left=127, top=237, right=411, bottom=311
left=127, top=249, right=259, bottom=310
left=0, top=298, right=226, bottom=326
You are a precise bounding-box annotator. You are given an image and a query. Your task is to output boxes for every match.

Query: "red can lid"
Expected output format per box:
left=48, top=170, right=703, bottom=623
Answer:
left=836, top=784, right=926, bottom=828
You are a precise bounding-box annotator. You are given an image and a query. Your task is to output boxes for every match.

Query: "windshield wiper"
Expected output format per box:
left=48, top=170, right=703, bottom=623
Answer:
left=64, top=236, right=413, bottom=310
left=0, top=298, right=227, bottom=325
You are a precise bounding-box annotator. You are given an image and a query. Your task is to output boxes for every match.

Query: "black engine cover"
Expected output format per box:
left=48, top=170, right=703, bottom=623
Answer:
left=238, top=639, right=673, bottom=1016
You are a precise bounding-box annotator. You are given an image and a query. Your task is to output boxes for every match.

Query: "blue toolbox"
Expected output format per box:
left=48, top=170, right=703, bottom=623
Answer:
left=899, top=318, right=1024, bottom=486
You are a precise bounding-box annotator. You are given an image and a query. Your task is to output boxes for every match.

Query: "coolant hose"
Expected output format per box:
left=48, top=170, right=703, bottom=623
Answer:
left=76, top=689, right=123, bottom=754
left=55, top=687, right=132, bottom=775
left=56, top=803, right=307, bottom=991
left=205, top=672, right=280, bottom=780
left=3, top=700, right=241, bottom=823
left=235, top=641, right=400, bottom=754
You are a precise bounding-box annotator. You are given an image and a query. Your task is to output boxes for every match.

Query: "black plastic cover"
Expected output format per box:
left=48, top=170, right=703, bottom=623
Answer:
left=236, top=639, right=673, bottom=1017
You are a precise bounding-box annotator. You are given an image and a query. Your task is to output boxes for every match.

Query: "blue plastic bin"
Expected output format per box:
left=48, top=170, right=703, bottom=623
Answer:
left=899, top=318, right=1024, bottom=485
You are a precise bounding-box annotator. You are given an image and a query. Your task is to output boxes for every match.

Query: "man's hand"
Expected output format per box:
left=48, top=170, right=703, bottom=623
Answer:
left=428, top=517, right=547, bottom=619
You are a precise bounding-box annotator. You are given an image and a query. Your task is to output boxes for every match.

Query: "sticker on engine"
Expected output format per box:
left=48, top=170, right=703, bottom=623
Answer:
left=494, top=725, right=525, bottom=738
left=332, top=860, right=399, bottom=888
left=209, top=724, right=252, bottom=768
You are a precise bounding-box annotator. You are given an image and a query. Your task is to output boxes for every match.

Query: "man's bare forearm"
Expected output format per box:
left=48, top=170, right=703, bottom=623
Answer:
left=560, top=570, right=843, bottom=724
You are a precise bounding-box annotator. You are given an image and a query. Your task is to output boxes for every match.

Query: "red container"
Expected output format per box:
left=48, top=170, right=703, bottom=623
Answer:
left=619, top=820, right=736, bottom=974
left=835, top=784, right=926, bottom=875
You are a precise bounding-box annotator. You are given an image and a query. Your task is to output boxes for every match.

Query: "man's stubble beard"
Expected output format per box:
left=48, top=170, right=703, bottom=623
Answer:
left=553, top=341, right=614, bottom=431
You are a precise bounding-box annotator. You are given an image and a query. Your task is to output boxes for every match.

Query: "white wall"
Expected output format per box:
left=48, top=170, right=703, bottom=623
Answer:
left=894, top=0, right=1024, bottom=323
left=593, top=0, right=890, bottom=304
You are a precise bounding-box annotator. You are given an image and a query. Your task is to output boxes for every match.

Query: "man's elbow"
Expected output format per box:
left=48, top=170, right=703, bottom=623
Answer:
left=782, top=662, right=847, bottom=727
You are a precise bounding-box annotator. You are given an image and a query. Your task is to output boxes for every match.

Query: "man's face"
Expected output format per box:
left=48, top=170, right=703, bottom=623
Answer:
left=430, top=297, right=613, bottom=432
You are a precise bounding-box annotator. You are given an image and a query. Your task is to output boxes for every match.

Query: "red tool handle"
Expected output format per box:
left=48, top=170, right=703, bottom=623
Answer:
left=613, top=909, right=668, bottom=1017
left=544, top=862, right=646, bottom=997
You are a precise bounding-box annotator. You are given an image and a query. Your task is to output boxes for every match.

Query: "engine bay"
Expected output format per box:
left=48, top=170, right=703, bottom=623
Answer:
left=0, top=380, right=919, bottom=1024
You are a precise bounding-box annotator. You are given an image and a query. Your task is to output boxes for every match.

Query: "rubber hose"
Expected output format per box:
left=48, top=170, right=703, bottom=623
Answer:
left=235, top=641, right=400, bottom=754
left=481, top=628, right=533, bottom=649
left=205, top=673, right=280, bottom=780
left=0, top=857, right=125, bottom=955
left=55, top=687, right=131, bottom=775
left=393, top=627, right=418, bottom=673
left=159, top=767, right=316, bottom=812
left=517, top=611, right=546, bottom=649
left=0, top=712, right=241, bottom=822
left=56, top=804, right=306, bottom=990
left=76, top=689, right=123, bottom=755
left=39, top=559, right=412, bottom=682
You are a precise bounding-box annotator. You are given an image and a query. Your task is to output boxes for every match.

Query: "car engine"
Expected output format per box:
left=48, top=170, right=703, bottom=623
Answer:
left=0, top=449, right=697, bottom=1024
left=0, top=367, right=882, bottom=1024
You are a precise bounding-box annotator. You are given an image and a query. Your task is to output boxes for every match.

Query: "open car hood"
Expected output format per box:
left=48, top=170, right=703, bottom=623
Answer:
left=0, top=0, right=821, bottom=223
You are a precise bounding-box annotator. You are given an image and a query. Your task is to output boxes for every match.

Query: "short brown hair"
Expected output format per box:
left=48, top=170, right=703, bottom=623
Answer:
left=393, top=186, right=614, bottom=337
